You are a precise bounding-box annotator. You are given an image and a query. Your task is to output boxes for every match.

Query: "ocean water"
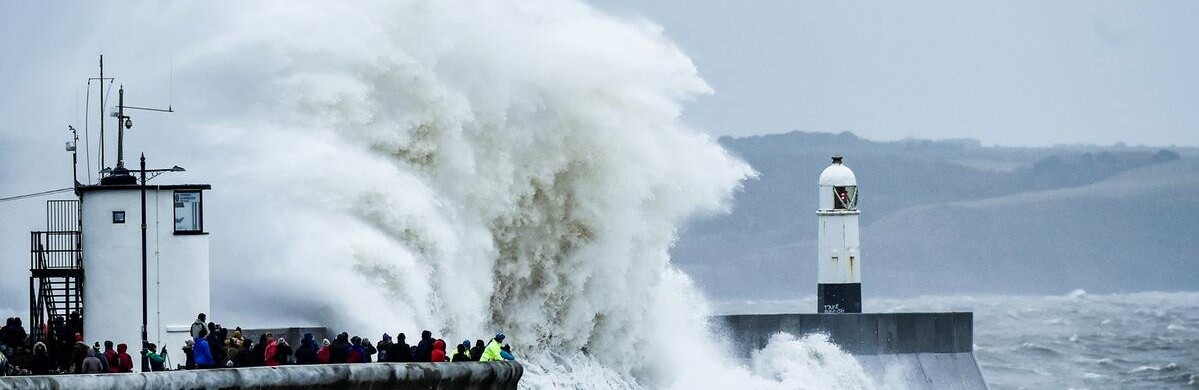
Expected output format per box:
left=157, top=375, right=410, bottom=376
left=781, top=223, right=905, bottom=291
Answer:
left=719, top=291, right=1199, bottom=390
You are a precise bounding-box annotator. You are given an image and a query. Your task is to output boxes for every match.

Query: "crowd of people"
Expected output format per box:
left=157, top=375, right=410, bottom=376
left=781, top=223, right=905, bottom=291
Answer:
left=0, top=313, right=515, bottom=376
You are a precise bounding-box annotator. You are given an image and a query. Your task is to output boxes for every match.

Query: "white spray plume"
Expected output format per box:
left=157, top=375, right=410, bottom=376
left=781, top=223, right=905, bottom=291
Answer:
left=91, top=0, right=877, bottom=388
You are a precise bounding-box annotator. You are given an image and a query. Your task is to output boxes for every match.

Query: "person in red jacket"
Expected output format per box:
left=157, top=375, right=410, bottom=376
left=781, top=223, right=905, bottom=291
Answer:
left=103, top=341, right=119, bottom=373
left=263, top=333, right=279, bottom=366
left=317, top=339, right=331, bottom=364
left=115, top=343, right=134, bottom=373
left=430, top=339, right=448, bottom=362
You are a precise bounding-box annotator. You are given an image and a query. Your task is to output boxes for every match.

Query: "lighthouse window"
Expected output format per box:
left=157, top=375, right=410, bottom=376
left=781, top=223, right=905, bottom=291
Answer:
left=173, top=191, right=203, bottom=233
left=833, top=186, right=858, bottom=210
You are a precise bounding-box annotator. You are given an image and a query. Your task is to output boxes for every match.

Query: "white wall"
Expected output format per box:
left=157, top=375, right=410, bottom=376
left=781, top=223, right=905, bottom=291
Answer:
left=81, top=187, right=209, bottom=371
left=817, top=212, right=861, bottom=284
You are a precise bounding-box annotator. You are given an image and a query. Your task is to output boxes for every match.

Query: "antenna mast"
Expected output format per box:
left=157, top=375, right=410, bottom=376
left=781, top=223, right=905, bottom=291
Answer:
left=99, top=56, right=105, bottom=171
left=98, top=66, right=175, bottom=185
left=88, top=55, right=113, bottom=179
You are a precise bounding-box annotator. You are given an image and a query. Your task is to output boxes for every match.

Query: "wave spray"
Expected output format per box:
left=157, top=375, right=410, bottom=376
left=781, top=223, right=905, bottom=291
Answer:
left=129, top=1, right=878, bottom=388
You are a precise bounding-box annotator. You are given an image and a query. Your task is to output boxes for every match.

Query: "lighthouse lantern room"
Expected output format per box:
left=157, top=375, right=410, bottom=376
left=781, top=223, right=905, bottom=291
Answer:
left=817, top=156, right=861, bottom=313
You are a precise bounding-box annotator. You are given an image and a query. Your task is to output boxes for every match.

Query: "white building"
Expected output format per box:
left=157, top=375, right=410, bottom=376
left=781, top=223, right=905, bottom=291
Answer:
left=817, top=156, right=861, bottom=313
left=79, top=182, right=210, bottom=370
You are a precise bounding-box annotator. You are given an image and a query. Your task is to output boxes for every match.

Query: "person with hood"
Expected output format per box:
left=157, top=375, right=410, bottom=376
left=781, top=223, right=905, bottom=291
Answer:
left=451, top=343, right=471, bottom=362
left=430, top=339, right=448, bottom=362
left=346, top=336, right=365, bottom=363
left=317, top=339, right=331, bottom=364
left=264, top=333, right=279, bottom=366
left=80, top=346, right=104, bottom=374
left=388, top=333, right=411, bottom=363
left=194, top=329, right=215, bottom=369
left=69, top=333, right=89, bottom=373
left=277, top=337, right=295, bottom=365
left=30, top=342, right=54, bottom=375
left=182, top=339, right=195, bottom=369
left=144, top=343, right=167, bottom=372
left=470, top=340, right=486, bottom=362
left=500, top=345, right=516, bottom=361
left=375, top=334, right=392, bottom=362
left=295, top=333, right=319, bottom=364
left=480, top=333, right=506, bottom=362
left=414, top=330, right=435, bottom=362
left=115, top=343, right=134, bottom=373
left=330, top=333, right=350, bottom=363
left=90, top=342, right=110, bottom=373
left=233, top=339, right=255, bottom=368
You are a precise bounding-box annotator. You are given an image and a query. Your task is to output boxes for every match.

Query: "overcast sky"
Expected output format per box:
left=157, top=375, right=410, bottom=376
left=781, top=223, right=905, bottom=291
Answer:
left=593, top=0, right=1199, bottom=146
left=3, top=1, right=1198, bottom=151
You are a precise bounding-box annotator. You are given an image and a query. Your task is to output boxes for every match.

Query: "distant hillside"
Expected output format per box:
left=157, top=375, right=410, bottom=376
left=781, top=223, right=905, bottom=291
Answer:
left=673, top=131, right=1197, bottom=300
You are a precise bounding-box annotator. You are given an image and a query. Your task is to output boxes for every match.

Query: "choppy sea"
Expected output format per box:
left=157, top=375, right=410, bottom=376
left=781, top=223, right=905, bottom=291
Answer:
left=718, top=291, right=1199, bottom=390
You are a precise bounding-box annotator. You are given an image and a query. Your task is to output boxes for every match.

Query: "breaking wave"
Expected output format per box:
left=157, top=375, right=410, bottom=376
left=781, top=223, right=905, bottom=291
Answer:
left=98, top=0, right=876, bottom=388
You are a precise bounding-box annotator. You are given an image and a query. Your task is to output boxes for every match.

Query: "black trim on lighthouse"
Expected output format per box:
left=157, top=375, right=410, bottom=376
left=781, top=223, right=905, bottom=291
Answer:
left=818, top=283, right=861, bottom=313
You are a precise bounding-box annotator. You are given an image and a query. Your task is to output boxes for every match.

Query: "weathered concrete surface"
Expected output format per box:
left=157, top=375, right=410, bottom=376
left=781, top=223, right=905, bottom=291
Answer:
left=0, top=361, right=522, bottom=390
left=715, top=313, right=987, bottom=389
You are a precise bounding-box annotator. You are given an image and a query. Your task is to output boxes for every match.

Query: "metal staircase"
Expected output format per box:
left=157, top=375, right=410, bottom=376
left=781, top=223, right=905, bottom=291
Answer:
left=28, top=200, right=84, bottom=343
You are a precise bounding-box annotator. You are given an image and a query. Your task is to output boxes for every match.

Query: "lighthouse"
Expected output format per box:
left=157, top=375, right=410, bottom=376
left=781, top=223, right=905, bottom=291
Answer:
left=817, top=156, right=861, bottom=313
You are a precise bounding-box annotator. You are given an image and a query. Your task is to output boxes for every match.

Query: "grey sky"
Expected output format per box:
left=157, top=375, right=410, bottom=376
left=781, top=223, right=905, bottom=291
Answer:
left=3, top=1, right=1198, bottom=151
left=593, top=0, right=1199, bottom=146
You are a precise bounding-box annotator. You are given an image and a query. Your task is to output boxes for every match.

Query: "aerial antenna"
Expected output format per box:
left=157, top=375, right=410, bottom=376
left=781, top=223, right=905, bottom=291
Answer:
left=91, top=57, right=175, bottom=185
left=102, top=84, right=175, bottom=184
left=87, top=55, right=113, bottom=178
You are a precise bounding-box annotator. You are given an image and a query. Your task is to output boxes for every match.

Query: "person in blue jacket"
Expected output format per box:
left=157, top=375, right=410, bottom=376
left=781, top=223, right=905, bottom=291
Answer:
left=194, top=328, right=215, bottom=369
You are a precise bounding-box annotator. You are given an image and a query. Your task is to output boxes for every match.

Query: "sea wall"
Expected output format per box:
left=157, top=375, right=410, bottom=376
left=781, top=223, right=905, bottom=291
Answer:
left=0, top=361, right=522, bottom=390
left=715, top=312, right=987, bottom=390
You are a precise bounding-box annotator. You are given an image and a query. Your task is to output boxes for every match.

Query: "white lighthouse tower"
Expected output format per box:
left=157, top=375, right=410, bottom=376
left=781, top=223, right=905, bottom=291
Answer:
left=817, top=156, right=861, bottom=313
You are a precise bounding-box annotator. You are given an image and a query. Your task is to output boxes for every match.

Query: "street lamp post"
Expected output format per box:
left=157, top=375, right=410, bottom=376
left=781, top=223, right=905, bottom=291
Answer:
left=134, top=154, right=184, bottom=370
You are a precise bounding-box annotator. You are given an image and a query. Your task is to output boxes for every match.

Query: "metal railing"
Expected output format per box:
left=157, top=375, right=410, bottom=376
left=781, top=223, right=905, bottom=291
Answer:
left=30, top=231, right=83, bottom=270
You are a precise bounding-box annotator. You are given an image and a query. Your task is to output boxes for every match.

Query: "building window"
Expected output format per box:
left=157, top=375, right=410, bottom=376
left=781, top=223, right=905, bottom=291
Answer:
left=112, top=211, right=126, bottom=224
left=833, top=185, right=858, bottom=210
left=174, top=191, right=203, bottom=233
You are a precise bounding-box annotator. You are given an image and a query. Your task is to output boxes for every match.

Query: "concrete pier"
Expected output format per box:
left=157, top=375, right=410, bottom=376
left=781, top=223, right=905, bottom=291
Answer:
left=716, top=312, right=987, bottom=389
left=0, top=361, right=522, bottom=390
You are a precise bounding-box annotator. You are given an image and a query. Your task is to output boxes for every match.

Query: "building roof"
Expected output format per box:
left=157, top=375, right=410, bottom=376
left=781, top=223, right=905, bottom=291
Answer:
left=76, top=183, right=212, bottom=194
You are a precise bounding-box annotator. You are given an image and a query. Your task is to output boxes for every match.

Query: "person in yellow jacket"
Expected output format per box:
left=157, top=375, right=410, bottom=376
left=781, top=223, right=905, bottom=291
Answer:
left=480, top=333, right=506, bottom=362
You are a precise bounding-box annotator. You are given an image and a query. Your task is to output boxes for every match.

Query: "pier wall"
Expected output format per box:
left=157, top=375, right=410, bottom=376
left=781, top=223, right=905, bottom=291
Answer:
left=715, top=312, right=987, bottom=389
left=0, top=361, right=522, bottom=390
